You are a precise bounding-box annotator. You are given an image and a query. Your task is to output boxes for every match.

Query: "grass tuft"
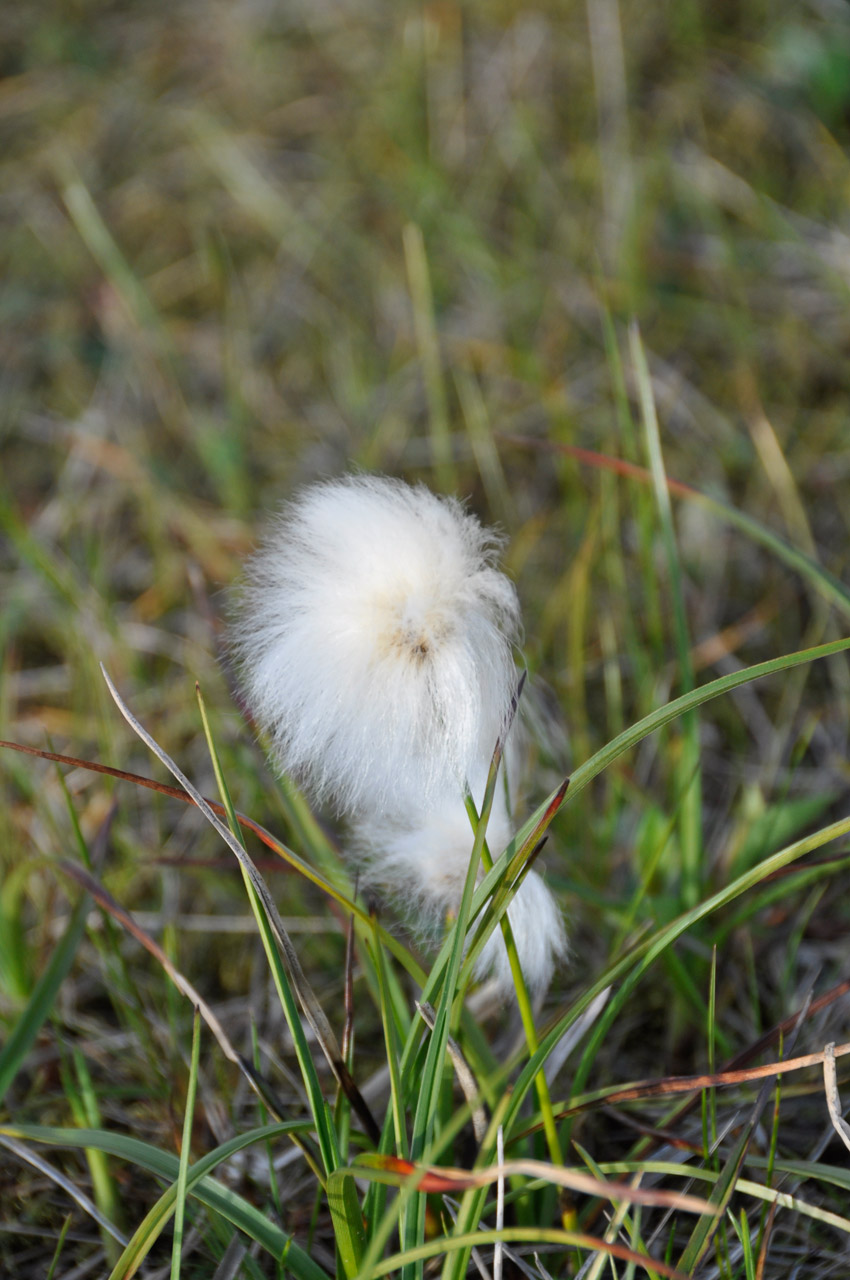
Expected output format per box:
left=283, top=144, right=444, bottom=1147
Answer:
left=4, top=3, right=850, bottom=1276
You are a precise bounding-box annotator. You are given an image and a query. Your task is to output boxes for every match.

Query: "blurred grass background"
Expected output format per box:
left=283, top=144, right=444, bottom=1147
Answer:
left=4, top=0, right=850, bottom=1273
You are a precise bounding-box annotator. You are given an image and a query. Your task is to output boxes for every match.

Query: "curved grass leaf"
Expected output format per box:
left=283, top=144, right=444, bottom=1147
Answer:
left=595, top=1160, right=850, bottom=1237
left=0, top=892, right=89, bottom=1103
left=500, top=435, right=850, bottom=621
left=326, top=1168, right=368, bottom=1279
left=423, top=634, right=850, bottom=1029
left=512, top=807, right=850, bottom=1158
left=0, top=1121, right=328, bottom=1280
left=372, top=1226, right=689, bottom=1279
left=0, top=738, right=425, bottom=984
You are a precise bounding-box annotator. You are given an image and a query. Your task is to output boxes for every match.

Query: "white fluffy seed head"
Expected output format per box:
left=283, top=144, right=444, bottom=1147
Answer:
left=475, top=868, right=567, bottom=995
left=229, top=473, right=566, bottom=997
left=353, top=787, right=567, bottom=996
left=229, top=475, right=521, bottom=815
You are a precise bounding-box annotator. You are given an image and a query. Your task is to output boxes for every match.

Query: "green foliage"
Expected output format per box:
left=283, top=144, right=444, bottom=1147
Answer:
left=4, top=1, right=850, bottom=1276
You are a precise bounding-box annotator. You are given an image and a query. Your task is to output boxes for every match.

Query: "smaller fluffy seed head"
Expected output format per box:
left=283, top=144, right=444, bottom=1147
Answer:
left=475, top=867, right=567, bottom=995
left=354, top=790, right=566, bottom=996
left=229, top=476, right=521, bottom=814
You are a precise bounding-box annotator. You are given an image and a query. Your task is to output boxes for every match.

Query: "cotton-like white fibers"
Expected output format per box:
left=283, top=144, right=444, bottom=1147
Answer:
left=231, top=476, right=520, bottom=813
left=230, top=474, right=565, bottom=995
left=353, top=784, right=567, bottom=995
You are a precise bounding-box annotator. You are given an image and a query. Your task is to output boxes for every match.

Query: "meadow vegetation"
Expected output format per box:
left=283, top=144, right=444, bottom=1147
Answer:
left=3, top=1, right=850, bottom=1276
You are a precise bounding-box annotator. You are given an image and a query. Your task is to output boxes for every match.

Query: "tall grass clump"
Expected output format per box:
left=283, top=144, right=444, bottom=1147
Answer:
left=4, top=1, right=850, bottom=1277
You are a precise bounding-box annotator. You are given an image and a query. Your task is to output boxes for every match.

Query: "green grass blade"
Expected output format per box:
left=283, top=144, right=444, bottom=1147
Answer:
left=0, top=891, right=89, bottom=1102
left=195, top=682, right=241, bottom=838
left=510, top=807, right=850, bottom=1142
left=403, top=223, right=454, bottom=492
left=239, top=866, right=341, bottom=1178
left=45, top=1215, right=73, bottom=1280
left=171, top=1006, right=202, bottom=1280
left=565, top=636, right=850, bottom=808
left=66, top=1046, right=123, bottom=1263
left=326, top=1168, right=368, bottom=1279
left=463, top=792, right=563, bottom=1167
left=1, top=1121, right=328, bottom=1280
left=372, top=917, right=409, bottom=1161
left=631, top=322, right=702, bottom=907
left=676, top=1113, right=756, bottom=1273
left=506, top=436, right=850, bottom=622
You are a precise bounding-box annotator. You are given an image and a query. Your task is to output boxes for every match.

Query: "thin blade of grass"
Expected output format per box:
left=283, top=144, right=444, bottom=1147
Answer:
left=352, top=1153, right=715, bottom=1213
left=64, top=1046, right=123, bottom=1264
left=103, top=667, right=379, bottom=1153
left=374, top=920, right=410, bottom=1159
left=0, top=739, right=425, bottom=982
left=534, top=1036, right=850, bottom=1128
left=0, top=1121, right=327, bottom=1280
left=630, top=322, right=702, bottom=908
left=171, top=1006, right=201, bottom=1280
left=45, top=1214, right=73, bottom=1280
left=0, top=1134, right=128, bottom=1249
left=0, top=891, right=89, bottom=1103
left=822, top=1042, right=850, bottom=1155
left=461, top=679, right=564, bottom=1168
left=677, top=1089, right=771, bottom=1273
left=579, top=1159, right=850, bottom=1236
left=507, top=809, right=850, bottom=1145
left=499, top=434, right=850, bottom=622
left=565, top=634, right=850, bottom=808
left=403, top=223, right=454, bottom=492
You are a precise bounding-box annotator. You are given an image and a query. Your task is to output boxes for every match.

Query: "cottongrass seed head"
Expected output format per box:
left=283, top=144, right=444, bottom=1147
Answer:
left=230, top=473, right=566, bottom=996
left=354, top=786, right=567, bottom=995
left=230, top=474, right=520, bottom=814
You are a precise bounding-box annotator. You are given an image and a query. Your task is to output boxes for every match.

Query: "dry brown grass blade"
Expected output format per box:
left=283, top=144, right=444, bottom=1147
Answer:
left=98, top=667, right=382, bottom=1146
left=551, top=1038, right=850, bottom=1121
left=59, top=860, right=294, bottom=1128
left=822, top=1042, right=850, bottom=1155
left=0, top=738, right=323, bottom=879
left=728, top=977, right=850, bottom=1067
left=358, top=1152, right=717, bottom=1215
left=0, top=736, right=425, bottom=983
left=621, top=976, right=850, bottom=1162
left=497, top=433, right=700, bottom=498
left=554, top=975, right=850, bottom=1175
left=499, top=776, right=569, bottom=892
left=755, top=1199, right=778, bottom=1280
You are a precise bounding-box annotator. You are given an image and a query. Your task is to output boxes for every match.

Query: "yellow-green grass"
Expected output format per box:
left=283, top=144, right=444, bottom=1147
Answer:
left=3, top=2, right=850, bottom=1276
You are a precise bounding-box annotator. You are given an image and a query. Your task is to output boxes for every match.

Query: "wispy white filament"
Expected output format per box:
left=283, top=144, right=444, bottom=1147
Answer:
left=231, top=476, right=519, bottom=813
left=230, top=474, right=566, bottom=995
left=354, top=785, right=567, bottom=995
